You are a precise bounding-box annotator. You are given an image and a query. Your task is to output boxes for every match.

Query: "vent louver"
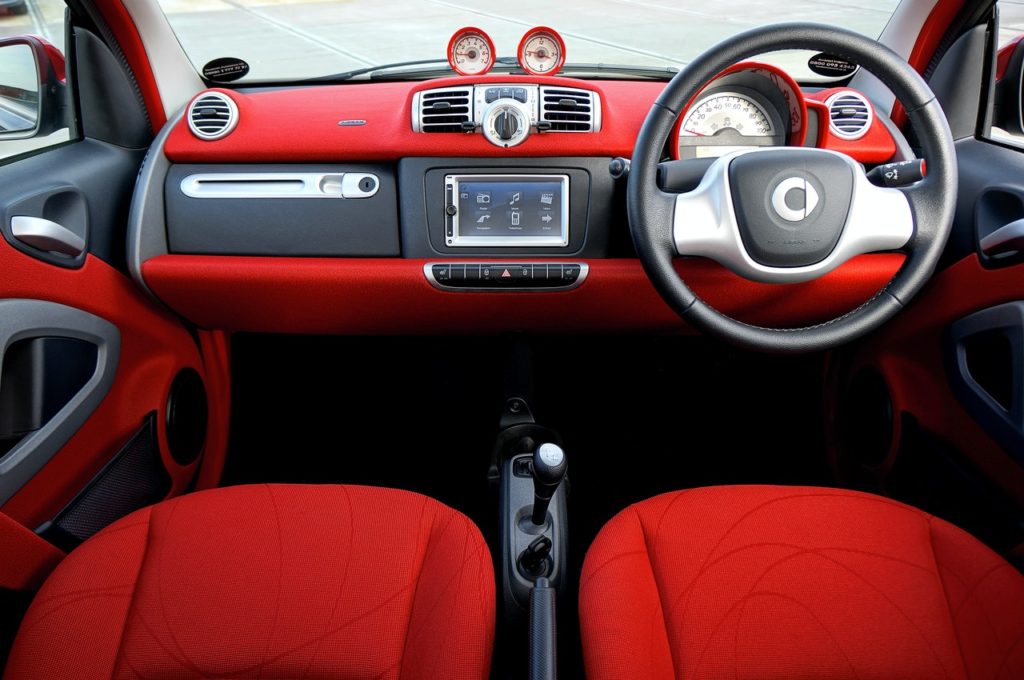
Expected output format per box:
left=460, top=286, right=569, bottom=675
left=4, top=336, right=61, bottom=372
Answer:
left=187, top=92, right=238, bottom=140
left=415, top=88, right=472, bottom=132
left=826, top=91, right=872, bottom=140
left=539, top=87, right=599, bottom=132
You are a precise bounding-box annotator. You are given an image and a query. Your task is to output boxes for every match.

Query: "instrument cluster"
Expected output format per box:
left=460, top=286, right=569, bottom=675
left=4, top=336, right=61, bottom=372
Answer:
left=672, top=62, right=808, bottom=159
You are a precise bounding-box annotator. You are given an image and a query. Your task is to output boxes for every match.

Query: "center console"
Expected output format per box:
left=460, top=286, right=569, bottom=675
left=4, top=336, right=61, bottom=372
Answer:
left=398, top=156, right=617, bottom=260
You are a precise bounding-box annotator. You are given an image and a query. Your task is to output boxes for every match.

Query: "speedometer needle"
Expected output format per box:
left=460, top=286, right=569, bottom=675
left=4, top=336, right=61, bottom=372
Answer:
left=683, top=129, right=706, bottom=136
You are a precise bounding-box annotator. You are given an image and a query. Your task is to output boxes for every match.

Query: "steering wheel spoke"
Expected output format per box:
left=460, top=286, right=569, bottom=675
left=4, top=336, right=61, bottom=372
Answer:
left=672, top=148, right=913, bottom=283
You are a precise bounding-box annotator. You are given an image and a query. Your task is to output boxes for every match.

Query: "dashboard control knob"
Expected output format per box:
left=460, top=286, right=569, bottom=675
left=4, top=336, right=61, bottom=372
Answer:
left=481, top=100, right=531, bottom=148
left=495, top=109, right=519, bottom=141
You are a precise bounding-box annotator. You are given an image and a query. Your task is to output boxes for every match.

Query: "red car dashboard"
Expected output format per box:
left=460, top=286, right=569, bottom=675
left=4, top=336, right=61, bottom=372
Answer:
left=135, top=67, right=905, bottom=334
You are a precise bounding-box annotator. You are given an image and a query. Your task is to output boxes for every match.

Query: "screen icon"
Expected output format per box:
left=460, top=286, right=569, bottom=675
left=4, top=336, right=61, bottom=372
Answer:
left=511, top=211, right=521, bottom=226
left=476, top=214, right=491, bottom=223
left=541, top=214, right=553, bottom=223
left=540, top=192, right=553, bottom=205
left=476, top=192, right=491, bottom=204
left=510, top=192, right=521, bottom=206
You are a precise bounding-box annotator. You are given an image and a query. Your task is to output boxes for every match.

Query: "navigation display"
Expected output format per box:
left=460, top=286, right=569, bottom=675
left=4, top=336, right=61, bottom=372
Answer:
left=446, top=174, right=569, bottom=247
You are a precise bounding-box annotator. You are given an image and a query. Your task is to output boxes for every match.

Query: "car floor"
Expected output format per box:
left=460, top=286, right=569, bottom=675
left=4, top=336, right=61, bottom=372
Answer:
left=224, top=333, right=833, bottom=679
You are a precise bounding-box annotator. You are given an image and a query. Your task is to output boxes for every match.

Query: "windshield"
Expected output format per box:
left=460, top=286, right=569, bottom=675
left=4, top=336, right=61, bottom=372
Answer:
left=157, top=0, right=901, bottom=83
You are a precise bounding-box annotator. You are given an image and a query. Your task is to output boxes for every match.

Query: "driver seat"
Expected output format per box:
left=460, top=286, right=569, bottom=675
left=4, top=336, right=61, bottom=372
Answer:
left=580, top=485, right=1024, bottom=679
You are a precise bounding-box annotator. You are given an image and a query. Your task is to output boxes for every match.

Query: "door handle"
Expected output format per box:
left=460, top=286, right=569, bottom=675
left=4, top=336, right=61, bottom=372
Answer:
left=10, top=216, right=85, bottom=258
left=980, top=218, right=1024, bottom=257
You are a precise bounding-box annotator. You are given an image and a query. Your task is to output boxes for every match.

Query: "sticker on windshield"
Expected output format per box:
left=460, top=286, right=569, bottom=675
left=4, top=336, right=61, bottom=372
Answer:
left=202, top=57, right=250, bottom=83
left=807, top=53, right=858, bottom=78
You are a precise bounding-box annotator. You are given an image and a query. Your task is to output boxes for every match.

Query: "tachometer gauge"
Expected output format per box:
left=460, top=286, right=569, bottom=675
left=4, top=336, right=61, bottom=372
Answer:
left=448, top=27, right=495, bottom=76
left=680, top=92, right=776, bottom=138
left=517, top=27, right=566, bottom=76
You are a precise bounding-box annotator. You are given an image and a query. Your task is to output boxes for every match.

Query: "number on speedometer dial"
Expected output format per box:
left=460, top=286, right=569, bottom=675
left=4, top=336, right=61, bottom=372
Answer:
left=680, top=92, right=775, bottom=138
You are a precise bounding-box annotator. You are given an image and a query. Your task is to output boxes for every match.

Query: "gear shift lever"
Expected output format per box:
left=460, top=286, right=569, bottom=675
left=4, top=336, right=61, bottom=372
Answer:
left=531, top=443, right=567, bottom=525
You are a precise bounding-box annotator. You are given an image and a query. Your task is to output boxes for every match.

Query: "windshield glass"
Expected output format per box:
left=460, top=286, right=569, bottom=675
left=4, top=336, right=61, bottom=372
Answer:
left=157, top=0, right=901, bottom=83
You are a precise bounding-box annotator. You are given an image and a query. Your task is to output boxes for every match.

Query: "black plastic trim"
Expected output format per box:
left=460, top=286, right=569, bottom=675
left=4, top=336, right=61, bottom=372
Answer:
left=165, top=164, right=400, bottom=257
left=944, top=301, right=1024, bottom=462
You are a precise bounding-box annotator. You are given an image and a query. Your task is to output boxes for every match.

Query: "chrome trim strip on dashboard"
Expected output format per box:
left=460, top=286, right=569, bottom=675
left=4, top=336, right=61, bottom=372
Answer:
left=179, top=172, right=380, bottom=199
left=423, top=263, right=589, bottom=292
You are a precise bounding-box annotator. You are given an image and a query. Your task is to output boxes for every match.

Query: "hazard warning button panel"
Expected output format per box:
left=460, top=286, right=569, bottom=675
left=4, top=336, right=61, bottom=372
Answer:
left=424, top=262, right=588, bottom=291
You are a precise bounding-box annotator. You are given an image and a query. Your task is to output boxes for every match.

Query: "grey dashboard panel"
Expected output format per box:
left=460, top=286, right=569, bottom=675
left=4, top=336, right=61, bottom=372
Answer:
left=0, top=300, right=120, bottom=506
left=165, top=163, right=400, bottom=257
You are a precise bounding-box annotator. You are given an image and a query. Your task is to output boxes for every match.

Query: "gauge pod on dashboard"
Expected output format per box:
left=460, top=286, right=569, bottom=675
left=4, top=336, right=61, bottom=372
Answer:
left=517, top=27, right=566, bottom=76
left=448, top=26, right=496, bottom=76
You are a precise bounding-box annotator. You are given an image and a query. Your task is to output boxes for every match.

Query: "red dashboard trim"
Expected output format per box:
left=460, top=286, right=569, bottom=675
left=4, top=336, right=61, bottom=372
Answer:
left=141, top=255, right=903, bottom=335
left=164, top=78, right=665, bottom=163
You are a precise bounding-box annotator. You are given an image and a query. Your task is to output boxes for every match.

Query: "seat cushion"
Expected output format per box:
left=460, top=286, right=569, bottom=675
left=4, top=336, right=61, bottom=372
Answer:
left=4, top=484, right=494, bottom=680
left=580, top=485, right=1024, bottom=680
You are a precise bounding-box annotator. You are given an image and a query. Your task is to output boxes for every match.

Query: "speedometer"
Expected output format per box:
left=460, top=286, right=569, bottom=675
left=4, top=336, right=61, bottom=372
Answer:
left=680, top=92, right=776, bottom=138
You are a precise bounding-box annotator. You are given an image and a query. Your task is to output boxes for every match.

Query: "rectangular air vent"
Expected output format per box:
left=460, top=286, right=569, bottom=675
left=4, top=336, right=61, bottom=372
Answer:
left=539, top=87, right=600, bottom=132
left=415, top=88, right=473, bottom=132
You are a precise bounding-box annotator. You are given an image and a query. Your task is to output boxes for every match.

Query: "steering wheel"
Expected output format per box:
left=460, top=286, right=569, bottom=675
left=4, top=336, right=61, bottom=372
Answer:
left=628, top=23, right=957, bottom=353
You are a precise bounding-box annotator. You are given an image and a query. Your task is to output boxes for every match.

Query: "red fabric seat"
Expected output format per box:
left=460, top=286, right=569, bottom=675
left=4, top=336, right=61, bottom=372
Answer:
left=4, top=484, right=495, bottom=680
left=580, top=485, right=1024, bottom=680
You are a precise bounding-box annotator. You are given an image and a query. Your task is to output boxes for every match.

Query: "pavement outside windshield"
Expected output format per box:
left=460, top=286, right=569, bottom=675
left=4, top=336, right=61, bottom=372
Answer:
left=6, top=0, right=1023, bottom=84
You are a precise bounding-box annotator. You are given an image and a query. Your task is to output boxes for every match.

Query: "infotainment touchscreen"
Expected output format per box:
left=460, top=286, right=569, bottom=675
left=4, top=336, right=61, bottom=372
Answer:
left=444, top=174, right=569, bottom=247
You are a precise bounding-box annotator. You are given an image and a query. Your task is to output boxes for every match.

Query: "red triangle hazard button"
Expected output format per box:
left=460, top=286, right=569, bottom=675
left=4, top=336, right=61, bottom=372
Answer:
left=501, top=269, right=511, bottom=278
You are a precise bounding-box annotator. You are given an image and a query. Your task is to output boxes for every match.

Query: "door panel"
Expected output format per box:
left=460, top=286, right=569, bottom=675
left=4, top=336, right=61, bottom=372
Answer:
left=827, top=137, right=1024, bottom=552
left=0, top=234, right=207, bottom=529
left=0, top=5, right=227, bottom=540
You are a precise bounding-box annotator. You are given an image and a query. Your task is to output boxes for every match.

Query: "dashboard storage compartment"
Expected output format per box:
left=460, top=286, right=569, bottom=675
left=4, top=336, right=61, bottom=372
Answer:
left=164, top=164, right=400, bottom=256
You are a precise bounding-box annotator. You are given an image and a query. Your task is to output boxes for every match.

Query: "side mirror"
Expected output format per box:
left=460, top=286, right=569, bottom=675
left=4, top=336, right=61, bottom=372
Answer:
left=995, top=35, right=1024, bottom=136
left=0, top=35, right=67, bottom=140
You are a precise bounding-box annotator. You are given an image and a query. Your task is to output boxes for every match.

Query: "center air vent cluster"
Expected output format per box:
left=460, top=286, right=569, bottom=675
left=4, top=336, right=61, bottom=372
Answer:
left=414, top=84, right=600, bottom=133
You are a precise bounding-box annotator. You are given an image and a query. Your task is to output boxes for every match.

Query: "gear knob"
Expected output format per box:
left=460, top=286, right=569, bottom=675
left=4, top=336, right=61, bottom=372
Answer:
left=531, top=443, right=567, bottom=525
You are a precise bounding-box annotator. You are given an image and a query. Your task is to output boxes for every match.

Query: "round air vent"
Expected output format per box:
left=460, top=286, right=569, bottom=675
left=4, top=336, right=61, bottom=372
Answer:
left=826, top=91, right=873, bottom=140
left=187, top=92, right=238, bottom=140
